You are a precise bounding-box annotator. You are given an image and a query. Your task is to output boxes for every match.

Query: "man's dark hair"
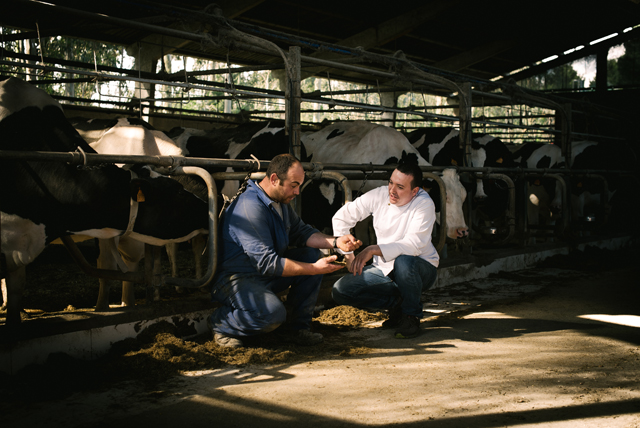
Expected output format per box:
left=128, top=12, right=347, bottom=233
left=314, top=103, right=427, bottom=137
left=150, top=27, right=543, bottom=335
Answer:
left=266, top=153, right=300, bottom=182
left=396, top=161, right=423, bottom=189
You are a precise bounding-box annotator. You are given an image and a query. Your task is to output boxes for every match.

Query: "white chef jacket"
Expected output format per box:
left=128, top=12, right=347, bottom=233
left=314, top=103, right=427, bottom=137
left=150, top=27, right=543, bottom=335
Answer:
left=332, top=185, right=439, bottom=275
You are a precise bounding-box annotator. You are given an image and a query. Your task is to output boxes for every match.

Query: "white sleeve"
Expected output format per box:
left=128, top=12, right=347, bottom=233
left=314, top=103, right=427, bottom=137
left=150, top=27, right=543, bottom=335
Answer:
left=331, top=187, right=379, bottom=236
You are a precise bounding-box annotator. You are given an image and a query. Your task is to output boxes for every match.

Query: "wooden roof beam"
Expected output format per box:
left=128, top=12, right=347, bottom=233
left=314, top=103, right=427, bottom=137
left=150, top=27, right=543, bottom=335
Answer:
left=335, top=0, right=459, bottom=51
left=434, top=39, right=519, bottom=73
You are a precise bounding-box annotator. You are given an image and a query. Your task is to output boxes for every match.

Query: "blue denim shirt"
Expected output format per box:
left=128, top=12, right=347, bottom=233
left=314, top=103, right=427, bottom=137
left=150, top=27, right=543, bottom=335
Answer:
left=215, top=179, right=319, bottom=280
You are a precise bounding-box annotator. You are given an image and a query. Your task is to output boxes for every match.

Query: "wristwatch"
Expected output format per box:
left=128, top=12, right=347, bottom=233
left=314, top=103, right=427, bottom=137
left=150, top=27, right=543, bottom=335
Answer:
left=333, top=237, right=338, bottom=249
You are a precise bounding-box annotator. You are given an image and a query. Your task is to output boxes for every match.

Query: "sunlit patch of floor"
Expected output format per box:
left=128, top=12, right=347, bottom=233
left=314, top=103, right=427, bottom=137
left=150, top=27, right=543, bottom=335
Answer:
left=578, top=314, right=640, bottom=328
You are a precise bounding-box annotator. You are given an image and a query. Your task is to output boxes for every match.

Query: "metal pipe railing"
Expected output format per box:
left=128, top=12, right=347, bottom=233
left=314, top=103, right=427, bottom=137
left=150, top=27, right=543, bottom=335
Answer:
left=163, top=167, right=218, bottom=289
left=3, top=150, right=635, bottom=251
left=2, top=150, right=629, bottom=176
left=301, top=171, right=353, bottom=206
left=1, top=59, right=462, bottom=123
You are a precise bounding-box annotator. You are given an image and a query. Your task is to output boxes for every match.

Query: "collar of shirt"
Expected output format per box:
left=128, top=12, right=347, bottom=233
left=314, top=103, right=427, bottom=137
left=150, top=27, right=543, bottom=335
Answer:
left=249, top=179, right=283, bottom=217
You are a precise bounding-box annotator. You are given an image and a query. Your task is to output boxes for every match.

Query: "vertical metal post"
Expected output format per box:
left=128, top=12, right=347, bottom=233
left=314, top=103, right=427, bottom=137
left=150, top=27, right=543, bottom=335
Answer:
left=286, top=46, right=303, bottom=215
left=560, top=103, right=572, bottom=167
left=380, top=91, right=399, bottom=128
left=286, top=46, right=302, bottom=160
left=459, top=82, right=473, bottom=254
left=595, top=47, right=608, bottom=95
left=523, top=180, right=531, bottom=244
left=459, top=82, right=473, bottom=170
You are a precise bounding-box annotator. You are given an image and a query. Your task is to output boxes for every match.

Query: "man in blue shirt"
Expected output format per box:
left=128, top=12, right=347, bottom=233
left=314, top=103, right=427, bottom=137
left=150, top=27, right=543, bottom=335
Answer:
left=209, top=154, right=362, bottom=348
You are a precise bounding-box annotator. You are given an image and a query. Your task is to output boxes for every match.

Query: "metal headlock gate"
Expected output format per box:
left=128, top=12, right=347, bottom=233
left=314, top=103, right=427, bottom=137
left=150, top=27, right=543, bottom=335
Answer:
left=2, top=149, right=633, bottom=295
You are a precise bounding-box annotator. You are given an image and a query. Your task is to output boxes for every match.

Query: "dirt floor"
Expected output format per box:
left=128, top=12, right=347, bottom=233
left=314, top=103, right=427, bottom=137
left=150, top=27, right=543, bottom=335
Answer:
left=1, top=245, right=639, bottom=427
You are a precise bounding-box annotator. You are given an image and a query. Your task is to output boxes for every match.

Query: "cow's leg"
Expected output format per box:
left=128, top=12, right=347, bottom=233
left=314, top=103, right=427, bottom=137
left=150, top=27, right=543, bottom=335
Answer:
left=117, top=237, right=144, bottom=307
left=1, top=278, right=7, bottom=311
left=165, top=242, right=179, bottom=278
left=96, top=238, right=117, bottom=311
left=5, top=266, right=26, bottom=326
left=165, top=242, right=183, bottom=293
left=192, top=234, right=206, bottom=280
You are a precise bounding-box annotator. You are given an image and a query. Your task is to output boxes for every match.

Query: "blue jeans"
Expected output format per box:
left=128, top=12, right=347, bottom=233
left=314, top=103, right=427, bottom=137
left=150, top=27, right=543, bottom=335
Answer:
left=332, top=255, right=437, bottom=318
left=210, top=247, right=322, bottom=337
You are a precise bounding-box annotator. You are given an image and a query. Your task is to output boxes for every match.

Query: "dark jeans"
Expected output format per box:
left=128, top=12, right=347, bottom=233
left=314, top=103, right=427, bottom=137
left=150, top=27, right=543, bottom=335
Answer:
left=332, top=255, right=437, bottom=318
left=210, top=247, right=322, bottom=337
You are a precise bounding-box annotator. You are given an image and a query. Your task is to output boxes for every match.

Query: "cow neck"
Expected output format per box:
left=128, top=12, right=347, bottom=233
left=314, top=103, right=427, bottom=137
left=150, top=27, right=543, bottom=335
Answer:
left=106, top=169, right=139, bottom=273
left=121, top=169, right=139, bottom=239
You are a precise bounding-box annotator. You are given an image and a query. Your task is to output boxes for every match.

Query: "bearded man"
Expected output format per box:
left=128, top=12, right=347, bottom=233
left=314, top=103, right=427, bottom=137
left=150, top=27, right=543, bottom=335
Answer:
left=209, top=153, right=361, bottom=347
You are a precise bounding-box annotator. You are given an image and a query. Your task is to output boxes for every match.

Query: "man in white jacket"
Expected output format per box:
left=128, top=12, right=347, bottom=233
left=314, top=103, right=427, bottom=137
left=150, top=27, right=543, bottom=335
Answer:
left=331, top=162, right=439, bottom=338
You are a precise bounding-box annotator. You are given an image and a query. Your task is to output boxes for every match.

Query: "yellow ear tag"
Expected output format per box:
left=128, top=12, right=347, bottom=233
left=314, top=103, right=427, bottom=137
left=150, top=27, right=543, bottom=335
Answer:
left=451, top=159, right=458, bottom=166
left=534, top=179, right=541, bottom=186
left=496, top=158, right=503, bottom=164
left=137, top=188, right=146, bottom=202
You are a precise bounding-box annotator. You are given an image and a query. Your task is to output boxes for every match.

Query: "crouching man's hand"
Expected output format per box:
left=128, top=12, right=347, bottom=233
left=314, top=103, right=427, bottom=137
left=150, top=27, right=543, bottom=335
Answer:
left=336, top=234, right=362, bottom=253
left=315, top=255, right=347, bottom=274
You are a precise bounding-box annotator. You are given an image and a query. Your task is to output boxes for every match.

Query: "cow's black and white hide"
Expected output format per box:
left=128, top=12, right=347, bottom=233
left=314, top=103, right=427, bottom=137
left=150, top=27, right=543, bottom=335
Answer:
left=70, top=117, right=211, bottom=307
left=405, top=126, right=517, bottom=240
left=0, top=77, right=209, bottom=325
left=168, top=120, right=311, bottom=197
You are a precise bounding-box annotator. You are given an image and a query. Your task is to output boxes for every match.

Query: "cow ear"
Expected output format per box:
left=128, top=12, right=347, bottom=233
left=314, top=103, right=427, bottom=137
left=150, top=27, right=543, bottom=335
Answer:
left=130, top=179, right=152, bottom=203
left=136, top=188, right=146, bottom=202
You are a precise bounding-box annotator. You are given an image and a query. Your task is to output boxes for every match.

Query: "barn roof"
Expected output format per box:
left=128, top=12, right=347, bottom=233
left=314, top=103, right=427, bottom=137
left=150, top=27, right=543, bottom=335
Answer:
left=2, top=0, right=638, bottom=88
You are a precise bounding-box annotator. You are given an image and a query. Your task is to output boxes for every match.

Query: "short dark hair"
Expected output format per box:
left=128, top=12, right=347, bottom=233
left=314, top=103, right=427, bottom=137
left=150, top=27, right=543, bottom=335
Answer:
left=396, top=161, right=423, bottom=189
left=266, top=153, right=300, bottom=181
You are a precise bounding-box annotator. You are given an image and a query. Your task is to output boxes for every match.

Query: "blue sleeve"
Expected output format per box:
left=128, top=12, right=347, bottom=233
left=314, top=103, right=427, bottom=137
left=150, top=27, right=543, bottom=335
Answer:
left=227, top=198, right=286, bottom=276
left=286, top=204, right=320, bottom=247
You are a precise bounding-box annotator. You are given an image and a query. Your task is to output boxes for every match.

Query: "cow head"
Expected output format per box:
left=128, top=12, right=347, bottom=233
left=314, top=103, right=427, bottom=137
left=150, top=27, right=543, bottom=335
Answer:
left=439, top=168, right=469, bottom=239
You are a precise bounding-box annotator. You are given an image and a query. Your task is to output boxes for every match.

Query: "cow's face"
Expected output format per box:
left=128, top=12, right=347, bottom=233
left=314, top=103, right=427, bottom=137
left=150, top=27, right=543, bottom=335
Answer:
left=388, top=169, right=418, bottom=206
left=441, top=169, right=469, bottom=239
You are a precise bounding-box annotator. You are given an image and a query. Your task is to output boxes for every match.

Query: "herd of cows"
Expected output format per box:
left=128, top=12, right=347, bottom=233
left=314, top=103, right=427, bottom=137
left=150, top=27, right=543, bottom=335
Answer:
left=0, top=77, right=635, bottom=326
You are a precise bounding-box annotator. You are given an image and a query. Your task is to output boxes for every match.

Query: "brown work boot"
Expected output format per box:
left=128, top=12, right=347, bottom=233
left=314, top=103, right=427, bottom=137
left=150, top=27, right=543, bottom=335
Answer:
left=214, top=333, right=244, bottom=348
left=208, top=315, right=244, bottom=348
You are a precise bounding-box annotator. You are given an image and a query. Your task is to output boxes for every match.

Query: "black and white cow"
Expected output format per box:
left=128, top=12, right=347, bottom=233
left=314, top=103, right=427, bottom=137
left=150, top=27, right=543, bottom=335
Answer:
left=69, top=117, right=209, bottom=308
left=567, top=140, right=636, bottom=231
left=511, top=142, right=565, bottom=239
left=405, top=126, right=515, bottom=199
left=167, top=120, right=302, bottom=198
left=169, top=120, right=468, bottom=241
left=72, top=117, right=183, bottom=158
left=405, top=127, right=515, bottom=241
left=0, top=77, right=209, bottom=325
left=301, top=121, right=469, bottom=240
left=510, top=140, right=634, bottom=239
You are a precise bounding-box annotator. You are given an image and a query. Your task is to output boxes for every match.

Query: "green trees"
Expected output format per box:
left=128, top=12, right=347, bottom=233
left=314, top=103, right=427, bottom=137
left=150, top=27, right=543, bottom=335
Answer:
left=610, top=38, right=640, bottom=87
left=1, top=27, right=132, bottom=101
left=519, top=62, right=583, bottom=91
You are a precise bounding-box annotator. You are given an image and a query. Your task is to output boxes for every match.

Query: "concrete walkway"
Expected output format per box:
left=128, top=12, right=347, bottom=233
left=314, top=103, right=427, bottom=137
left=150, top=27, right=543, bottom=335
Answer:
left=2, top=245, right=639, bottom=428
